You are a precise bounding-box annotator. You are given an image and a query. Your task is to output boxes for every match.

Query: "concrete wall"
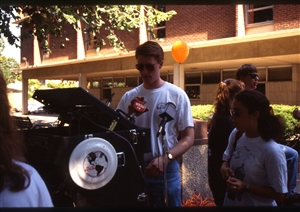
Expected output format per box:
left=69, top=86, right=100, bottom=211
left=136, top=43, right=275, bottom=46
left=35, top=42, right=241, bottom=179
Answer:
left=110, top=87, right=134, bottom=110
left=181, top=119, right=212, bottom=200
left=266, top=64, right=300, bottom=105
left=182, top=144, right=212, bottom=200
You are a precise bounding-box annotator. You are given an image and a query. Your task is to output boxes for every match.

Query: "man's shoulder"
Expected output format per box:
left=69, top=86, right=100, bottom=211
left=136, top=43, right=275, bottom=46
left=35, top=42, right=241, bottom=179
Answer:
left=123, top=85, right=142, bottom=95
left=164, top=82, right=186, bottom=93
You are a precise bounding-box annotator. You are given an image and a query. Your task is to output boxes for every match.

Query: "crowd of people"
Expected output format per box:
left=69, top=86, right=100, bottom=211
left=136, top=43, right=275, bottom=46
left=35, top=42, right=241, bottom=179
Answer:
left=221, top=89, right=288, bottom=206
left=1, top=41, right=299, bottom=207
left=209, top=64, right=300, bottom=206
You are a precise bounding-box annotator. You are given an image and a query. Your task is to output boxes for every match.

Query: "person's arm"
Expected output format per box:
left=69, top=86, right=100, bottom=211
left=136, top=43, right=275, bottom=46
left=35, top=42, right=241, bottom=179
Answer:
left=226, top=177, right=286, bottom=204
left=144, top=126, right=194, bottom=177
left=168, top=126, right=194, bottom=161
left=220, top=161, right=234, bottom=181
left=220, top=128, right=238, bottom=181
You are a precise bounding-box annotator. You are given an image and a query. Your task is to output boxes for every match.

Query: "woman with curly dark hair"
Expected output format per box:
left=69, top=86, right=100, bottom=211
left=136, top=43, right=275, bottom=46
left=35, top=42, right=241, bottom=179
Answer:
left=221, top=89, right=288, bottom=206
left=0, top=70, right=53, bottom=207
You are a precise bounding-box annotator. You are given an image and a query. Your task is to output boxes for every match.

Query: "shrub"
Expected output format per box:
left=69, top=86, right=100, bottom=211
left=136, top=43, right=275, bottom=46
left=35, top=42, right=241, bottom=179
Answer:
left=191, top=104, right=300, bottom=139
left=271, top=104, right=300, bottom=139
left=191, top=104, right=214, bottom=122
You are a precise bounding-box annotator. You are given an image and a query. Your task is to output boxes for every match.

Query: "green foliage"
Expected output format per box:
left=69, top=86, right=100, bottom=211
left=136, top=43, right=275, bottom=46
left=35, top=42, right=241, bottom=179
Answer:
left=47, top=80, right=78, bottom=88
left=27, top=80, right=78, bottom=100
left=271, top=104, right=300, bottom=138
left=0, top=37, right=4, bottom=52
left=28, top=79, right=41, bottom=99
left=0, top=6, right=21, bottom=48
left=191, top=104, right=214, bottom=122
left=0, top=5, right=177, bottom=53
left=191, top=104, right=300, bottom=139
left=0, top=38, right=20, bottom=83
left=105, top=82, right=126, bottom=88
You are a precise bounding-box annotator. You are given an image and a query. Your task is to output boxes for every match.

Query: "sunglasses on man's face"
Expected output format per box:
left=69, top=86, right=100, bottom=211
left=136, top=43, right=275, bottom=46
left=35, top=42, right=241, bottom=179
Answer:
left=230, top=109, right=247, bottom=117
left=248, top=73, right=259, bottom=79
left=135, top=63, right=158, bottom=71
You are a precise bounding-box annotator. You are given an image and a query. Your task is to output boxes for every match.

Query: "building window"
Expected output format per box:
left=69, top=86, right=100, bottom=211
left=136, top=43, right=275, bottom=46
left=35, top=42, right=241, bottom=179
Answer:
left=185, top=73, right=201, bottom=99
left=203, top=70, right=221, bottom=84
left=148, top=5, right=166, bottom=40
left=257, top=68, right=266, bottom=82
left=245, top=5, right=273, bottom=26
left=185, top=86, right=200, bottom=99
left=185, top=73, right=201, bottom=84
left=92, top=80, right=100, bottom=88
left=268, top=66, right=292, bottom=82
left=168, top=74, right=173, bottom=83
left=126, top=77, right=138, bottom=87
left=161, top=74, right=173, bottom=83
left=113, top=77, right=125, bottom=87
left=222, top=70, right=236, bottom=80
left=102, top=78, right=113, bottom=87
left=161, top=75, right=167, bottom=82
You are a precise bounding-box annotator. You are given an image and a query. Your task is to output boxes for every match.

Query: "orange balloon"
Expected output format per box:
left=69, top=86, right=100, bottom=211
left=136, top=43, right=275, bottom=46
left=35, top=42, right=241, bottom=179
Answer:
left=171, top=40, right=189, bottom=64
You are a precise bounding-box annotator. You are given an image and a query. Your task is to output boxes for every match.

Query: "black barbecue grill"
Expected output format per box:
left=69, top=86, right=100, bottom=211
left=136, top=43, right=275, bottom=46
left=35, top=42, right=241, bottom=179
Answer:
left=22, top=87, right=151, bottom=207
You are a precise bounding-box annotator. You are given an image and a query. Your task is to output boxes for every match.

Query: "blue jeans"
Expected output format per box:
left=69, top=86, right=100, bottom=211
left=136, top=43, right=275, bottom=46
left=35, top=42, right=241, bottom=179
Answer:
left=279, top=144, right=299, bottom=196
left=144, top=160, right=181, bottom=207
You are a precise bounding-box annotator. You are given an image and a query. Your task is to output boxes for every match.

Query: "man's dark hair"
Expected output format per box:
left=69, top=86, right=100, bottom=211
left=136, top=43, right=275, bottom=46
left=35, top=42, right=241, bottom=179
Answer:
left=135, top=41, right=164, bottom=62
left=236, top=64, right=258, bottom=80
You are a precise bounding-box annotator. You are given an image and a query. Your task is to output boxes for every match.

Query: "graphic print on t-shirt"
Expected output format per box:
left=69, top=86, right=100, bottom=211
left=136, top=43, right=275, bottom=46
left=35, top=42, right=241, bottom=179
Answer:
left=230, top=145, right=253, bottom=202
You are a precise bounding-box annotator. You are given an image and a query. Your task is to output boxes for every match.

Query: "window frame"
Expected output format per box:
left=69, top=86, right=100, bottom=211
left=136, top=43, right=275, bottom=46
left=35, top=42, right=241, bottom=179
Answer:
left=245, top=5, right=274, bottom=27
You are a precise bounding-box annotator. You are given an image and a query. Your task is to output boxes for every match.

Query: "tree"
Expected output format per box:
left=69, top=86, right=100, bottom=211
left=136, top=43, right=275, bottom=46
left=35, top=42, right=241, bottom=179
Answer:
left=0, top=38, right=20, bottom=83
left=0, top=5, right=176, bottom=53
left=0, top=6, right=21, bottom=48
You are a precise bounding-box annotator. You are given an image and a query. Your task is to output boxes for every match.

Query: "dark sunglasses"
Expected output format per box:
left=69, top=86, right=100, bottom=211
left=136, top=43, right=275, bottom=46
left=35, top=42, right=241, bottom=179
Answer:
left=248, top=73, right=259, bottom=79
left=230, top=109, right=247, bottom=117
left=135, top=63, right=158, bottom=71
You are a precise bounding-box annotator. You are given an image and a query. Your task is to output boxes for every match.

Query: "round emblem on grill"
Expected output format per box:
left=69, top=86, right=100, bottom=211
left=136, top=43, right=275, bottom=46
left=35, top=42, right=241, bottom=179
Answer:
left=69, top=137, right=118, bottom=190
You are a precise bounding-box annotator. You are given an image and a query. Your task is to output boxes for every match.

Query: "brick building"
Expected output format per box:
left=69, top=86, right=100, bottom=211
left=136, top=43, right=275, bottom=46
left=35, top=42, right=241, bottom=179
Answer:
left=19, top=5, right=300, bottom=113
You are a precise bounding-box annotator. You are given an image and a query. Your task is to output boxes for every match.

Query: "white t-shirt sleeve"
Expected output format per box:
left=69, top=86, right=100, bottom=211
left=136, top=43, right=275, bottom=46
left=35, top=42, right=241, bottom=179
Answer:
left=222, top=128, right=238, bottom=162
left=0, top=161, right=53, bottom=207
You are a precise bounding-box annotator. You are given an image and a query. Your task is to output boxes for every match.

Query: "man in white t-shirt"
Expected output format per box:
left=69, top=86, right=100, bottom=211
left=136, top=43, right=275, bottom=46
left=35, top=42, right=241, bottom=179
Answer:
left=116, top=41, right=194, bottom=207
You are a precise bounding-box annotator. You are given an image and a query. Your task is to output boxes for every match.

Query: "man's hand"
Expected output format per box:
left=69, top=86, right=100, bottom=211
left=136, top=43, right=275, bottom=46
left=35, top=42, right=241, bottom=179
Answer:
left=220, top=161, right=235, bottom=181
left=144, top=155, right=168, bottom=177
